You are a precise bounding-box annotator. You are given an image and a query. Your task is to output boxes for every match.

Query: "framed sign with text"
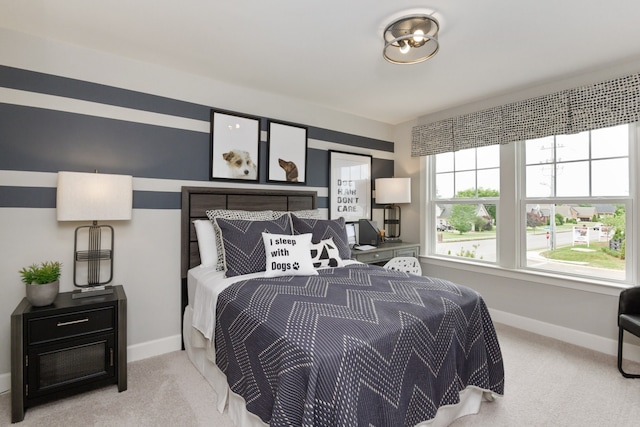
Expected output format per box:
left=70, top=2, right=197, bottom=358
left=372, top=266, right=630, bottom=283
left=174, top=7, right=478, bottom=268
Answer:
left=328, top=150, right=372, bottom=222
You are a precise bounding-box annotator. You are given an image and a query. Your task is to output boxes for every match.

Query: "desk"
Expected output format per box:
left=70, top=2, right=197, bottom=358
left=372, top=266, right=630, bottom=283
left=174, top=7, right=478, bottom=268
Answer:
left=351, top=242, right=420, bottom=265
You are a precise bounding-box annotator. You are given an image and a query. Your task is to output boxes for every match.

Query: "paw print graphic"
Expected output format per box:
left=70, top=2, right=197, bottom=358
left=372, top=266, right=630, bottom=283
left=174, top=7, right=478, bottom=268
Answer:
left=292, top=262, right=300, bottom=270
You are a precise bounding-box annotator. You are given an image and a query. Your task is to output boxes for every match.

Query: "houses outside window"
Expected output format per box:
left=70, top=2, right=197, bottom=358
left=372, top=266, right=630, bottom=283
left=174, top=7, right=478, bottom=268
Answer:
left=433, top=145, right=499, bottom=262
left=523, top=124, right=630, bottom=281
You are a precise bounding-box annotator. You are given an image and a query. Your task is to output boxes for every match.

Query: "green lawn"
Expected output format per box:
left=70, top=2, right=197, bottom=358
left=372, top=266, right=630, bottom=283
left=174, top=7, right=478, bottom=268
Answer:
left=439, top=229, right=496, bottom=241
left=540, top=242, right=624, bottom=270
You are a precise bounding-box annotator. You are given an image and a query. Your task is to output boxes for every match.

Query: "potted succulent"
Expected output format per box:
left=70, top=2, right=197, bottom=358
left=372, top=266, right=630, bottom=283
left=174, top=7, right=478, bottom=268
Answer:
left=19, top=261, right=62, bottom=307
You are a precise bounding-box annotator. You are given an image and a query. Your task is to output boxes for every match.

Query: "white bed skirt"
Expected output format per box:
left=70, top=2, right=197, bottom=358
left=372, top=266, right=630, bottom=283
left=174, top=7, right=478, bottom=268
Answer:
left=183, top=306, right=496, bottom=427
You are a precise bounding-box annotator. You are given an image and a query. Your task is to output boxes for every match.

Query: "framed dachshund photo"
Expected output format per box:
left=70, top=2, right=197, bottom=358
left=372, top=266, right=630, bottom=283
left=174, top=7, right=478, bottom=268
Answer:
left=267, top=121, right=307, bottom=184
left=329, top=150, right=372, bottom=222
left=210, top=109, right=260, bottom=182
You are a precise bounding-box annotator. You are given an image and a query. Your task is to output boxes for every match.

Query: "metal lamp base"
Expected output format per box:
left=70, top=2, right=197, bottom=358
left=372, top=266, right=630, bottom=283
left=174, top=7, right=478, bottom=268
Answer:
left=383, top=204, right=402, bottom=243
left=72, top=286, right=114, bottom=299
left=73, top=222, right=114, bottom=289
left=384, top=237, right=403, bottom=243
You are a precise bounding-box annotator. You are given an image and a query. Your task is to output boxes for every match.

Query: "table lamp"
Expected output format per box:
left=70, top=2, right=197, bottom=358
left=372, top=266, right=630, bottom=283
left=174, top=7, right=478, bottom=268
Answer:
left=375, top=177, right=411, bottom=243
left=57, top=171, right=132, bottom=298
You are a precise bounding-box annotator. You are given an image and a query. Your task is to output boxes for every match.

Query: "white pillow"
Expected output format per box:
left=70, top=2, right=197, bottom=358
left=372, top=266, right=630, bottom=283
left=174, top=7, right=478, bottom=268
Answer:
left=193, top=220, right=217, bottom=268
left=310, top=237, right=344, bottom=268
left=262, top=233, right=318, bottom=278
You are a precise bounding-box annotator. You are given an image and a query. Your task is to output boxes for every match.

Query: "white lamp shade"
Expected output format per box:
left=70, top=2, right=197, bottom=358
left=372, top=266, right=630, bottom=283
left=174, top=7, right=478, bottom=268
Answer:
left=57, top=171, right=133, bottom=221
left=375, top=177, right=411, bottom=204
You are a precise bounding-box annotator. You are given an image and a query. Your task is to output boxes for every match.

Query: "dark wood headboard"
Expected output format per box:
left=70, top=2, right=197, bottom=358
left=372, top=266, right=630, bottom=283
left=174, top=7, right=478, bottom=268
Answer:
left=180, top=186, right=317, bottom=345
left=181, top=186, right=317, bottom=278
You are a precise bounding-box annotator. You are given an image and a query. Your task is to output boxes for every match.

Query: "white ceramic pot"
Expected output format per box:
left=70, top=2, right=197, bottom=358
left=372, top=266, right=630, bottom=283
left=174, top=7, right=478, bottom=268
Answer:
left=26, top=280, right=59, bottom=307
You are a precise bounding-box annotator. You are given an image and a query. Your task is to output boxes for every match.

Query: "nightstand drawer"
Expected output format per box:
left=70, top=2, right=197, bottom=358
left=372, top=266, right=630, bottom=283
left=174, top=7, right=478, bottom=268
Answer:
left=27, top=307, right=115, bottom=345
left=356, top=249, right=394, bottom=263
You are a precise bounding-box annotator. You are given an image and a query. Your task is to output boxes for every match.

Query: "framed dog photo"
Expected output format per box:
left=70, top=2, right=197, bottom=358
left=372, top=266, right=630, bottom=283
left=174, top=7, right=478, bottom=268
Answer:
left=210, top=109, right=260, bottom=182
left=329, top=150, right=372, bottom=222
left=267, top=121, right=307, bottom=184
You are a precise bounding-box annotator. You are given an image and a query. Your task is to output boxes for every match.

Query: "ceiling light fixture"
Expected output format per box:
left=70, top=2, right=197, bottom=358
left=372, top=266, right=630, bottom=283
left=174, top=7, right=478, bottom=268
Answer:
left=383, top=13, right=439, bottom=65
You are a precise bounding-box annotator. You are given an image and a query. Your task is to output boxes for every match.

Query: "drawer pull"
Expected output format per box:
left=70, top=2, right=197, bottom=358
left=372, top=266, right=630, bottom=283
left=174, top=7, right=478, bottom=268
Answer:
left=57, top=318, right=89, bottom=327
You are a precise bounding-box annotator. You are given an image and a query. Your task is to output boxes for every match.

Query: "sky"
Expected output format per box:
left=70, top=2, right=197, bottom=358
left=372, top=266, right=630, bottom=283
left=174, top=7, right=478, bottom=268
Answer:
left=435, top=124, right=629, bottom=199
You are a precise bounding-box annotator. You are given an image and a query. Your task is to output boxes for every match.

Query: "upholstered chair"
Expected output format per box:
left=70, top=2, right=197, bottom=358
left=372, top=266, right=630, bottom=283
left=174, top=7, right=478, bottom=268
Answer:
left=618, top=286, right=640, bottom=378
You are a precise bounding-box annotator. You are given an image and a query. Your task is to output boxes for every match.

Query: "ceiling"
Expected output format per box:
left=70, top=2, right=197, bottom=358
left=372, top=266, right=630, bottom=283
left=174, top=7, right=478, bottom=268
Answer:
left=2, top=0, right=640, bottom=125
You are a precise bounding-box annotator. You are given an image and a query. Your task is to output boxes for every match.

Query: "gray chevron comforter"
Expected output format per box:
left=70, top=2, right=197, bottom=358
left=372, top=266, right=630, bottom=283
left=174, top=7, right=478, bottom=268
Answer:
left=214, top=263, right=504, bottom=427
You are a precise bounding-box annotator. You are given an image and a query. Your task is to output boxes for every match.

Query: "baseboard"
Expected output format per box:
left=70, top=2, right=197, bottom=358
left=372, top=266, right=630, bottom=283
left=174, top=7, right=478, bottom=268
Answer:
left=127, top=334, right=182, bottom=363
left=489, top=308, right=640, bottom=364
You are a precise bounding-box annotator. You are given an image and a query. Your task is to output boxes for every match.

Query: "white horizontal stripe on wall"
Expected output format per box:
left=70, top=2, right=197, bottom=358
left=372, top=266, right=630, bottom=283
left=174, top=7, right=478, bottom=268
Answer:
left=0, top=170, right=330, bottom=198
left=133, top=177, right=330, bottom=198
left=0, top=170, right=58, bottom=187
left=0, top=87, right=209, bottom=133
left=0, top=87, right=393, bottom=160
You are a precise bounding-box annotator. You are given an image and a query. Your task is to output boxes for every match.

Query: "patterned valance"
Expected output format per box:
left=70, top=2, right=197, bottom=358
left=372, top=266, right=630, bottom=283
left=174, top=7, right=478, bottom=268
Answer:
left=412, top=72, right=640, bottom=157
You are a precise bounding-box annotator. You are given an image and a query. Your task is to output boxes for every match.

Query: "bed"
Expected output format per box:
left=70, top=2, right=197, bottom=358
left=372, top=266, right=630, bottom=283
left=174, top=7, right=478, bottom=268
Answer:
left=180, top=186, right=504, bottom=427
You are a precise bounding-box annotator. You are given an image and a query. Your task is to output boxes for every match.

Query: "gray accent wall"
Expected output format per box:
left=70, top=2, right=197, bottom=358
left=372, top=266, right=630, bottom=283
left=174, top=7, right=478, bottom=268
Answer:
left=0, top=29, right=399, bottom=389
left=0, top=66, right=393, bottom=209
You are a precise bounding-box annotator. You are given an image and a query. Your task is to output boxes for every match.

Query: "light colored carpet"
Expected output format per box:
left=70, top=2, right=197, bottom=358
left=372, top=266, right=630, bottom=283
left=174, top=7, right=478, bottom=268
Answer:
left=2, top=323, right=640, bottom=426
left=0, top=349, right=223, bottom=426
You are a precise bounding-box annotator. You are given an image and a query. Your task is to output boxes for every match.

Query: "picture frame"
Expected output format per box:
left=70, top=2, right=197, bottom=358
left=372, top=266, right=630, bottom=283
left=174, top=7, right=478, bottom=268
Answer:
left=210, top=109, right=260, bottom=182
left=267, top=121, right=308, bottom=184
left=329, top=150, right=372, bottom=221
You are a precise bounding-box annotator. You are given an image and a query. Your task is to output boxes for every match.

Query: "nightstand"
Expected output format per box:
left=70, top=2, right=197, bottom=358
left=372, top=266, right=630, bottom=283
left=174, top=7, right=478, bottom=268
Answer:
left=11, top=285, right=127, bottom=423
left=351, top=242, right=420, bottom=265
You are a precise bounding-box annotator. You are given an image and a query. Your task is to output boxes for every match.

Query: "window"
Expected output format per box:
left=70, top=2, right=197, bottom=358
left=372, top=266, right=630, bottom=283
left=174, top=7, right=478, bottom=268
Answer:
left=426, top=123, right=635, bottom=284
left=433, top=145, right=499, bottom=262
left=523, top=124, right=630, bottom=281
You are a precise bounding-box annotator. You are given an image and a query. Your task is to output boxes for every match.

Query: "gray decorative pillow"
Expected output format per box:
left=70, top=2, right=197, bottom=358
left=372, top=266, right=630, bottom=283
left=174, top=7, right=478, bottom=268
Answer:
left=206, top=209, right=275, bottom=271
left=215, top=215, right=292, bottom=277
left=291, top=214, right=351, bottom=260
left=310, top=237, right=344, bottom=268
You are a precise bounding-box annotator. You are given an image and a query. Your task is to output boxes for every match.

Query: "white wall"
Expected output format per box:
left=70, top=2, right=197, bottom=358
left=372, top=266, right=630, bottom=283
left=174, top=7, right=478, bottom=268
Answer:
left=0, top=28, right=396, bottom=392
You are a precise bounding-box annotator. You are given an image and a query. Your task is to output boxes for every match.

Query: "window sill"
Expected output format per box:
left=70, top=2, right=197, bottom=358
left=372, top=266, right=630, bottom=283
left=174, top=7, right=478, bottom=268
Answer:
left=420, top=255, right=628, bottom=297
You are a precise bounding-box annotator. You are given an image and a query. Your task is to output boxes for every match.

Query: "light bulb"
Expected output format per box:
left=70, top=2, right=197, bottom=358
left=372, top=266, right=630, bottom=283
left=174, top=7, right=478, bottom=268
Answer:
left=399, top=40, right=410, bottom=54
left=413, top=29, right=425, bottom=43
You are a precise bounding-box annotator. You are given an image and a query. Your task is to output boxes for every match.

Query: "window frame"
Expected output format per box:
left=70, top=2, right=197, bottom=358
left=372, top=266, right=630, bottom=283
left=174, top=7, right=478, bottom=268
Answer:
left=424, top=123, right=638, bottom=288
left=429, top=146, right=500, bottom=264
left=518, top=125, right=635, bottom=283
